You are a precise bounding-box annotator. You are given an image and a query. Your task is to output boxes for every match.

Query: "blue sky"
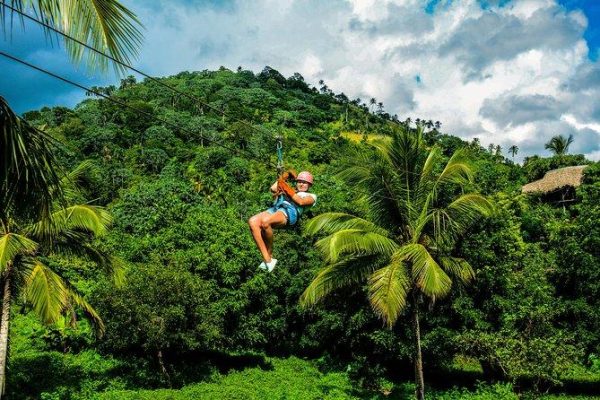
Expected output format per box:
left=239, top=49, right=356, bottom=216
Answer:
left=1, top=0, right=599, bottom=161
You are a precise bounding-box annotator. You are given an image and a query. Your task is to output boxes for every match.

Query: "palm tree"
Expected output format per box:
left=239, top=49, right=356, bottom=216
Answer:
left=494, top=144, right=502, bottom=157
left=0, top=161, right=121, bottom=395
left=2, top=0, right=143, bottom=214
left=545, top=134, right=574, bottom=156
left=300, top=127, right=492, bottom=400
left=509, top=145, right=519, bottom=159
left=1, top=6, right=141, bottom=393
left=369, top=97, right=377, bottom=113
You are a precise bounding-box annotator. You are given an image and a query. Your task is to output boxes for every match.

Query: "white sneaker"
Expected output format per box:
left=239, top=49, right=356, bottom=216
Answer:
left=266, top=258, right=278, bottom=272
left=258, top=261, right=267, bottom=270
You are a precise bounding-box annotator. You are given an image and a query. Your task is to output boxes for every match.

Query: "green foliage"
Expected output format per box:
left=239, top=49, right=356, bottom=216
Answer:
left=98, top=357, right=360, bottom=400
left=8, top=67, right=600, bottom=398
left=92, top=262, right=221, bottom=355
left=431, top=382, right=518, bottom=400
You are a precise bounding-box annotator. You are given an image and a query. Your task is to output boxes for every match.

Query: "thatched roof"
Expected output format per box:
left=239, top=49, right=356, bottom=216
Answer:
left=522, top=165, right=588, bottom=194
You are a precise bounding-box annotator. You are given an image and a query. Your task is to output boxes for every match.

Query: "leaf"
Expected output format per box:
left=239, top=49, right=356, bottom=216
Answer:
left=304, top=212, right=390, bottom=237
left=21, top=260, right=105, bottom=334
left=316, top=229, right=398, bottom=263
left=23, top=260, right=68, bottom=324
left=68, top=290, right=106, bottom=336
left=29, top=204, right=112, bottom=240
left=435, top=147, right=474, bottom=188
left=396, top=244, right=452, bottom=298
left=0, top=96, right=63, bottom=220
left=439, top=256, right=475, bottom=284
left=10, top=0, right=144, bottom=74
left=300, top=256, right=377, bottom=309
left=427, top=193, right=493, bottom=246
left=368, top=260, right=410, bottom=327
left=0, top=233, right=37, bottom=273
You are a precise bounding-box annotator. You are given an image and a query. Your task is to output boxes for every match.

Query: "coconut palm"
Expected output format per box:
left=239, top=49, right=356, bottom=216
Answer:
left=0, top=3, right=138, bottom=394
left=545, top=134, right=574, bottom=156
left=1, top=0, right=143, bottom=213
left=300, top=127, right=492, bottom=400
left=369, top=97, right=377, bottom=113
left=509, top=145, right=519, bottom=159
left=0, top=161, right=122, bottom=396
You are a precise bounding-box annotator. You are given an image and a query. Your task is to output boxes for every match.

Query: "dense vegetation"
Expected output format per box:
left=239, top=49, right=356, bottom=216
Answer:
left=7, top=66, right=600, bottom=399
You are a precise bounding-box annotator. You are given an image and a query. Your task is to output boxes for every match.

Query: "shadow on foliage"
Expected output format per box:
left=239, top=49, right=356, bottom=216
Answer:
left=8, top=350, right=272, bottom=398
left=174, top=349, right=273, bottom=375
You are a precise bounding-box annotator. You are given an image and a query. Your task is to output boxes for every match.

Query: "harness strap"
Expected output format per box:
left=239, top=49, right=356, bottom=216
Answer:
left=276, top=135, right=284, bottom=177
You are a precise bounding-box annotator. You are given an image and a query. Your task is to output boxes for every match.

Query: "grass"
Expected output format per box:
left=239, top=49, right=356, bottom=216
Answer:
left=8, top=313, right=600, bottom=400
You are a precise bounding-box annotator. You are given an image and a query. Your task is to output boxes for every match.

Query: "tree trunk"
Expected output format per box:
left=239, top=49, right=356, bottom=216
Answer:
left=157, top=349, right=171, bottom=387
left=413, top=294, right=425, bottom=400
left=0, top=268, right=12, bottom=398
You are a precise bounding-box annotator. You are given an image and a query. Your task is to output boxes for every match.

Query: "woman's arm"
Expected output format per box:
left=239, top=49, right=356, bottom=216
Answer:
left=290, top=193, right=315, bottom=207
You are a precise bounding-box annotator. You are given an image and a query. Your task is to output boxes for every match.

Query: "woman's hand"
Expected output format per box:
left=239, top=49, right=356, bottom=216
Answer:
left=277, top=179, right=296, bottom=198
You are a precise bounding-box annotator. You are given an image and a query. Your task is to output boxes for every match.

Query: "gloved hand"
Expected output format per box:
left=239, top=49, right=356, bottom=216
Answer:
left=281, top=169, right=297, bottom=181
left=277, top=178, right=296, bottom=198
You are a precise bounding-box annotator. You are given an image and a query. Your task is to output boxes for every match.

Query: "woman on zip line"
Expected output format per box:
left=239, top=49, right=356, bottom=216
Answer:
left=248, top=170, right=316, bottom=272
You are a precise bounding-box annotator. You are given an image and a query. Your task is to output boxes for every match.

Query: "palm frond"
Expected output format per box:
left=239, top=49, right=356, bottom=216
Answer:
left=368, top=259, right=410, bottom=327
left=29, top=204, right=112, bottom=241
left=300, top=256, right=378, bottom=309
left=0, top=232, right=38, bottom=273
left=21, top=259, right=106, bottom=335
left=0, top=96, right=63, bottom=220
left=23, top=260, right=69, bottom=324
left=337, top=163, right=380, bottom=192
left=419, top=145, right=441, bottom=187
left=63, top=0, right=143, bottom=73
left=397, top=243, right=452, bottom=298
left=316, top=229, right=398, bottom=264
left=304, top=212, right=390, bottom=237
left=47, top=238, right=125, bottom=286
left=11, top=0, right=144, bottom=74
left=58, top=159, right=98, bottom=202
left=426, top=193, right=493, bottom=246
left=68, top=290, right=105, bottom=336
left=435, top=147, right=474, bottom=188
left=438, top=256, right=475, bottom=284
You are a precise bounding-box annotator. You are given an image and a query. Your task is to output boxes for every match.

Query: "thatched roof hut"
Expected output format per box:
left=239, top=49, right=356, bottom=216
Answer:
left=522, top=165, right=588, bottom=194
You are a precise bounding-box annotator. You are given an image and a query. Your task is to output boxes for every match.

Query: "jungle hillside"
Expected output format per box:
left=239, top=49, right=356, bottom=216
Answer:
left=1, top=65, right=600, bottom=399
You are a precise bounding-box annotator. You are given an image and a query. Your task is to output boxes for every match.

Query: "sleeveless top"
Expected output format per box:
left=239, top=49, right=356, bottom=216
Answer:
left=274, top=191, right=317, bottom=216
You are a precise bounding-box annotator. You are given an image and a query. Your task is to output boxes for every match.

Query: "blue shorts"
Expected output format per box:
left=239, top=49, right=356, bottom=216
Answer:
left=267, top=203, right=299, bottom=226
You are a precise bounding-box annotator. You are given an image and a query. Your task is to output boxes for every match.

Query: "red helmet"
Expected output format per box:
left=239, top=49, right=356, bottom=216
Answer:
left=297, top=171, right=314, bottom=185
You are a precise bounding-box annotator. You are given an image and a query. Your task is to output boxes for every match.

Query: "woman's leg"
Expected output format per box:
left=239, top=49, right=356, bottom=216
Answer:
left=248, top=211, right=286, bottom=263
left=263, top=211, right=287, bottom=257
left=249, top=212, right=271, bottom=263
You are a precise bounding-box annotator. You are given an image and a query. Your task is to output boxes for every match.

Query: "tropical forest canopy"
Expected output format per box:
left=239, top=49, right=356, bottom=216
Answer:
left=7, top=66, right=600, bottom=399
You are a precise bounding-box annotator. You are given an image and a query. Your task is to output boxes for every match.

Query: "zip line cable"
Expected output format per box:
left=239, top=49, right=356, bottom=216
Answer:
left=0, top=51, right=401, bottom=202
left=0, top=4, right=408, bottom=202
left=0, top=1, right=279, bottom=142
left=0, top=50, right=275, bottom=168
left=0, top=1, right=417, bottom=184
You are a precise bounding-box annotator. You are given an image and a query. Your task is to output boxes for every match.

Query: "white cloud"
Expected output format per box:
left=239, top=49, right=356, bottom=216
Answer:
left=117, top=0, right=600, bottom=160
